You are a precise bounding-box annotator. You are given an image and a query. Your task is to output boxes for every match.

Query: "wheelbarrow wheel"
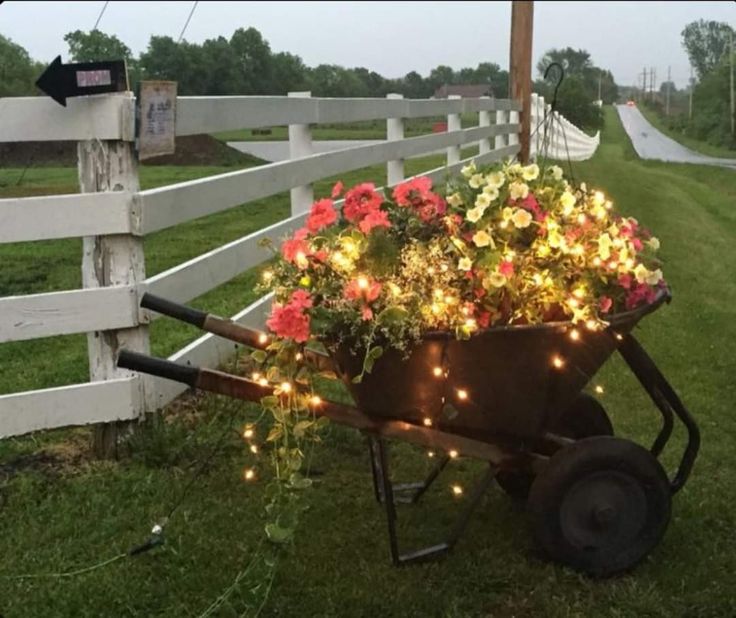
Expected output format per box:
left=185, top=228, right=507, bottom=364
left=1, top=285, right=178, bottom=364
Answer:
left=496, top=393, right=613, bottom=500
left=527, top=435, right=671, bottom=577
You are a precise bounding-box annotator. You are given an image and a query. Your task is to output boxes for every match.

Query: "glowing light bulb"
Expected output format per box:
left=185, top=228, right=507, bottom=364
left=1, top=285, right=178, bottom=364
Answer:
left=592, top=257, right=602, bottom=267
left=451, top=484, right=463, bottom=496
left=427, top=266, right=436, bottom=275
left=577, top=214, right=587, bottom=225
left=280, top=382, right=292, bottom=393
left=251, top=372, right=261, bottom=382
left=585, top=319, right=598, bottom=331
left=262, top=270, right=273, bottom=282
left=432, top=366, right=443, bottom=377
left=464, top=318, right=477, bottom=331
left=427, top=451, right=435, bottom=458
left=608, top=260, right=618, bottom=270
left=250, top=444, right=259, bottom=454
left=456, top=389, right=468, bottom=401
left=423, top=417, right=433, bottom=427
left=573, top=287, right=586, bottom=299
left=595, top=385, right=605, bottom=394
left=569, top=329, right=580, bottom=342
left=295, top=352, right=303, bottom=361
left=449, top=449, right=459, bottom=459
left=357, top=276, right=369, bottom=290
left=552, top=355, right=565, bottom=369
left=499, top=220, right=509, bottom=229
left=568, top=297, right=580, bottom=309
left=614, top=333, right=623, bottom=341
left=440, top=263, right=449, bottom=272
left=434, top=288, right=444, bottom=299
left=243, top=426, right=255, bottom=439
left=309, top=395, right=322, bottom=406
left=258, top=377, right=269, bottom=387
left=431, top=303, right=442, bottom=315
left=258, top=333, right=269, bottom=345
left=243, top=468, right=256, bottom=481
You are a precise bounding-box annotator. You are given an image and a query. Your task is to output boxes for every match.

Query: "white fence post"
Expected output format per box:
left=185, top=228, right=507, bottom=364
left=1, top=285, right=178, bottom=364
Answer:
left=446, top=94, right=461, bottom=165
left=494, top=108, right=508, bottom=151
left=78, top=92, right=148, bottom=459
left=478, top=96, right=492, bottom=155
left=537, top=95, right=546, bottom=158
left=530, top=93, right=538, bottom=160
left=386, top=93, right=405, bottom=185
left=288, top=91, right=314, bottom=215
left=509, top=108, right=520, bottom=150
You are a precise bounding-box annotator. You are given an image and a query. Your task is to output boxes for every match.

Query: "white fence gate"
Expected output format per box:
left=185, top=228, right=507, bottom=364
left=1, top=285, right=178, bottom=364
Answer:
left=529, top=92, right=600, bottom=161
left=0, top=92, right=526, bottom=442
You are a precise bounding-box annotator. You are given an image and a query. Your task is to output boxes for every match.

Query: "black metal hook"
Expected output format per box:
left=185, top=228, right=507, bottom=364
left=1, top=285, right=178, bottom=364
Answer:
left=543, top=62, right=565, bottom=111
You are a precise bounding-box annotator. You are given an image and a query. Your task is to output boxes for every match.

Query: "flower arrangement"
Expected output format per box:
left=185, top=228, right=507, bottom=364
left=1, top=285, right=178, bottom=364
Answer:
left=245, top=159, right=666, bottom=508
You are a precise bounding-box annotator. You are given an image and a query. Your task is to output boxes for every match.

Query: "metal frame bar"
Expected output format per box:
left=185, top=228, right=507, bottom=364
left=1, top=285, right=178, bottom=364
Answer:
left=369, top=437, right=497, bottom=565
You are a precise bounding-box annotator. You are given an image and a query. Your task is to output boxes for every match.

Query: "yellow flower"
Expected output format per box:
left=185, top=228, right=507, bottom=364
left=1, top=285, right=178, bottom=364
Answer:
left=598, top=233, right=612, bottom=261
left=549, top=165, right=563, bottom=180
left=647, top=237, right=660, bottom=250
left=447, top=192, right=464, bottom=207
left=485, top=171, right=505, bottom=189
left=646, top=268, right=663, bottom=285
left=522, top=164, right=539, bottom=181
left=512, top=208, right=533, bottom=229
left=482, top=185, right=499, bottom=201
left=488, top=272, right=506, bottom=287
left=461, top=161, right=476, bottom=178
left=506, top=162, right=522, bottom=176
left=548, top=229, right=562, bottom=249
left=560, top=191, right=576, bottom=214
left=633, top=263, right=649, bottom=284
left=608, top=223, right=620, bottom=237
left=458, top=257, right=473, bottom=271
left=475, top=192, right=492, bottom=209
left=466, top=206, right=484, bottom=223
left=469, top=174, right=485, bottom=189
left=509, top=181, right=529, bottom=200
left=472, top=230, right=493, bottom=247
left=592, top=191, right=606, bottom=207
left=502, top=206, right=514, bottom=221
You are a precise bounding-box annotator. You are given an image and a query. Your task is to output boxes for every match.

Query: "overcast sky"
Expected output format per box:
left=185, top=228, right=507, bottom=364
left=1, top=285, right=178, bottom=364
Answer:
left=1, top=1, right=733, bottom=89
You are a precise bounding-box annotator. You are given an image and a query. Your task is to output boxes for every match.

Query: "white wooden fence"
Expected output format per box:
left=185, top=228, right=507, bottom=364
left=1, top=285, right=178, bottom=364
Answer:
left=0, top=92, right=524, bottom=440
left=529, top=92, right=600, bottom=161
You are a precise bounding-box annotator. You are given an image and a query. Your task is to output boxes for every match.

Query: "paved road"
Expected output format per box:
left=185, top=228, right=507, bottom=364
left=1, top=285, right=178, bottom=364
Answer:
left=616, top=104, right=736, bottom=169
left=228, top=140, right=446, bottom=162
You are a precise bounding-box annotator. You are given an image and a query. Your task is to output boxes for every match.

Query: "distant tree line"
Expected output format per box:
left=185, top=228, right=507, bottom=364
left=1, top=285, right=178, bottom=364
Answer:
left=645, top=19, right=735, bottom=150
left=1, top=27, right=618, bottom=131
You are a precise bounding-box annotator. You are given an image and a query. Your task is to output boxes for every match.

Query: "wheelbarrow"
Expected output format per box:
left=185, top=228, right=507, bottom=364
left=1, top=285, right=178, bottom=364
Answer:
left=117, top=290, right=700, bottom=577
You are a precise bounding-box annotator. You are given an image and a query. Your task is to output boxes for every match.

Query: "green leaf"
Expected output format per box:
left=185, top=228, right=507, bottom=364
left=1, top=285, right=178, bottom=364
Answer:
left=250, top=350, right=267, bottom=363
left=363, top=345, right=384, bottom=374
left=293, top=419, right=314, bottom=438
left=260, top=395, right=279, bottom=410
left=266, top=426, right=283, bottom=442
left=265, top=523, right=294, bottom=544
left=378, top=306, right=408, bottom=325
left=288, top=473, right=313, bottom=489
left=317, top=370, right=338, bottom=380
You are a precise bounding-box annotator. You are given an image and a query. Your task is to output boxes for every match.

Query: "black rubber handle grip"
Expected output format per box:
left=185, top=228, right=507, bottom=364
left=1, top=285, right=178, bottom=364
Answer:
left=140, top=292, right=208, bottom=328
left=117, top=349, right=199, bottom=388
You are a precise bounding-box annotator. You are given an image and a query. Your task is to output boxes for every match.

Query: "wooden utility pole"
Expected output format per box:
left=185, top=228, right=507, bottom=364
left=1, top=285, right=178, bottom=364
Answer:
left=730, top=30, right=734, bottom=137
left=642, top=67, right=647, bottom=102
left=666, top=66, right=671, bottom=116
left=689, top=65, right=694, bottom=121
left=509, top=0, right=534, bottom=162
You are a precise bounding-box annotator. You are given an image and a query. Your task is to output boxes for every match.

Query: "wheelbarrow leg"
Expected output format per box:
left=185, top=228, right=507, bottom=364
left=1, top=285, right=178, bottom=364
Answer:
left=371, top=437, right=497, bottom=565
left=367, top=436, right=449, bottom=505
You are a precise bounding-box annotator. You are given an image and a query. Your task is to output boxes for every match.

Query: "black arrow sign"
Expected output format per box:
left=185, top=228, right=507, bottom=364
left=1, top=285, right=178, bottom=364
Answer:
left=35, top=56, right=128, bottom=106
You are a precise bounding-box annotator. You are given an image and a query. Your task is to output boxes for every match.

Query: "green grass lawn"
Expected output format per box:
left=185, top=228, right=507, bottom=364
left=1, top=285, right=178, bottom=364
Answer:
left=1, top=110, right=735, bottom=616
left=636, top=103, right=736, bottom=160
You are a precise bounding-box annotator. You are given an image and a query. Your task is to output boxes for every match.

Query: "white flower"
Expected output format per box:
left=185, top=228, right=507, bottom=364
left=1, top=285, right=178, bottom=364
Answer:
left=501, top=206, right=514, bottom=221
left=508, top=181, right=529, bottom=201
left=522, top=164, right=539, bottom=181
left=488, top=272, right=507, bottom=287
left=458, top=257, right=473, bottom=271
left=647, top=237, right=660, bottom=251
left=466, top=206, right=484, bottom=223
left=549, top=165, right=563, bottom=180
left=482, top=185, right=499, bottom=201
left=646, top=268, right=663, bottom=285
left=634, top=263, right=649, bottom=284
left=598, top=233, right=612, bottom=261
left=475, top=192, right=492, bottom=209
left=592, top=190, right=606, bottom=206
left=469, top=174, right=485, bottom=189
left=447, top=192, right=464, bottom=207
left=560, top=191, right=576, bottom=214
left=461, top=161, right=476, bottom=178
left=472, top=230, right=492, bottom=247
left=485, top=171, right=505, bottom=189
left=512, top=209, right=532, bottom=229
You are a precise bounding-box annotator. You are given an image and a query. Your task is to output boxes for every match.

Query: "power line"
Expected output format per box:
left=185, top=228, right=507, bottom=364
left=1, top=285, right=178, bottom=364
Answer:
left=93, top=0, right=109, bottom=30
left=177, top=1, right=199, bottom=44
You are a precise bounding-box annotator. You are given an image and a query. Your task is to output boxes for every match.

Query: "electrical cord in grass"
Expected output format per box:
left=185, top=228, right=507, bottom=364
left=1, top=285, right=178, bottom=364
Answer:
left=0, top=397, right=242, bottom=581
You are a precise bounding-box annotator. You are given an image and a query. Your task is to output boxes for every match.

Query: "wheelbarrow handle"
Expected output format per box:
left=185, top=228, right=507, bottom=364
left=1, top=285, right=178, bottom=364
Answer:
left=141, top=292, right=208, bottom=329
left=118, top=349, right=199, bottom=387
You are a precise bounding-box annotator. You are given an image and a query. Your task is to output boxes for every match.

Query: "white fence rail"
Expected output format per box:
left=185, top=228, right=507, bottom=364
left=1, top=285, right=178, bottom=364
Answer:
left=0, top=92, right=523, bottom=441
left=529, top=92, right=600, bottom=161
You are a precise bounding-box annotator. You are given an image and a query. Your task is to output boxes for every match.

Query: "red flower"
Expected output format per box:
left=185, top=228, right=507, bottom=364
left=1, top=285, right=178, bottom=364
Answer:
left=331, top=181, right=344, bottom=199
left=359, top=208, right=391, bottom=234
left=290, top=289, right=313, bottom=310
left=625, top=283, right=656, bottom=310
left=306, top=199, right=337, bottom=233
left=416, top=194, right=447, bottom=222
left=343, top=182, right=383, bottom=223
left=281, top=234, right=311, bottom=268
left=520, top=193, right=542, bottom=219
left=498, top=260, right=514, bottom=277
left=344, top=277, right=382, bottom=303
left=618, top=273, right=632, bottom=290
left=599, top=296, right=613, bottom=313
left=477, top=311, right=491, bottom=328
left=631, top=237, right=643, bottom=251
left=392, top=177, right=432, bottom=207
left=266, top=299, right=311, bottom=343
left=313, top=249, right=328, bottom=263
left=361, top=306, right=373, bottom=321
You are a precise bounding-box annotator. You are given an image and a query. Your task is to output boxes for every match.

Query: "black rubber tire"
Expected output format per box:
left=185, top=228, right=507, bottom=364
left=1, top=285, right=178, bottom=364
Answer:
left=527, top=435, right=672, bottom=577
left=496, top=393, right=613, bottom=500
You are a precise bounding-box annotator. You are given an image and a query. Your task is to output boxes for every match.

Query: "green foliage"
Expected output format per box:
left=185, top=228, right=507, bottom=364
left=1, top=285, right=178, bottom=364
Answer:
left=0, top=34, right=41, bottom=96
left=681, top=19, right=734, bottom=80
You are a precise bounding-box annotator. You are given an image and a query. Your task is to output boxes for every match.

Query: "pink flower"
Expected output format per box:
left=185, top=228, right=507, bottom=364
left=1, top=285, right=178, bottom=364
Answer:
left=343, top=277, right=382, bottom=303
left=416, top=194, right=447, bottom=222
left=359, top=208, right=391, bottom=234
left=313, top=249, right=328, bottom=263
left=392, top=177, right=432, bottom=207
left=520, top=193, right=542, bottom=220
left=290, top=289, right=313, bottom=310
left=306, top=199, right=337, bottom=233
left=631, top=238, right=643, bottom=251
left=477, top=311, right=491, bottom=328
left=599, top=296, right=613, bottom=313
left=361, top=306, right=373, bottom=321
left=281, top=235, right=311, bottom=267
left=343, top=183, right=383, bottom=223
left=331, top=181, right=344, bottom=199
left=266, top=301, right=311, bottom=343
left=498, top=260, right=514, bottom=277
left=625, top=283, right=656, bottom=310
left=618, top=273, right=632, bottom=290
